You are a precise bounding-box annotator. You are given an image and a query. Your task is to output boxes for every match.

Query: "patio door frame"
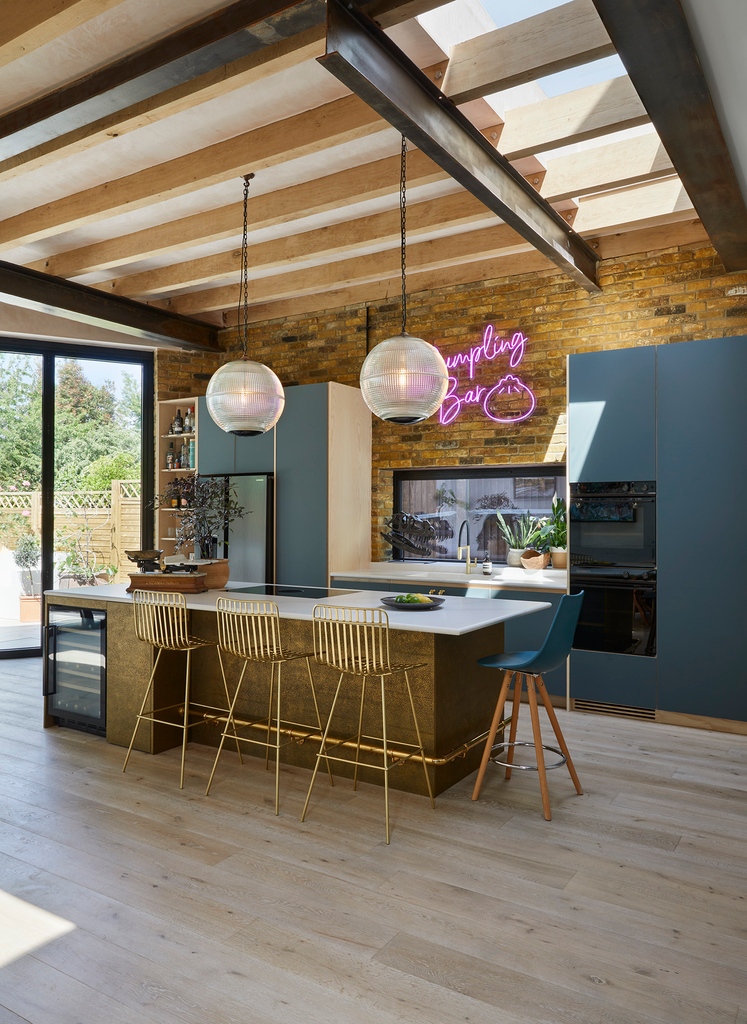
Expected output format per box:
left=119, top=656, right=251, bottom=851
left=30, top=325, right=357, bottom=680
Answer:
left=0, top=338, right=154, bottom=659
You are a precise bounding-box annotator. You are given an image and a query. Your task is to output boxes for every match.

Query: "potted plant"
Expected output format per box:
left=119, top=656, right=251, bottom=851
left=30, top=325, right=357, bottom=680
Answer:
left=538, top=496, right=568, bottom=569
left=495, top=511, right=545, bottom=567
left=14, top=532, right=41, bottom=621
left=154, top=475, right=248, bottom=586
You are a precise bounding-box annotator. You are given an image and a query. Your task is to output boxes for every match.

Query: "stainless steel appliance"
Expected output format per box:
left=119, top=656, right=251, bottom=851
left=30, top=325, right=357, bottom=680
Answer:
left=43, top=605, right=106, bottom=734
left=203, top=473, right=274, bottom=584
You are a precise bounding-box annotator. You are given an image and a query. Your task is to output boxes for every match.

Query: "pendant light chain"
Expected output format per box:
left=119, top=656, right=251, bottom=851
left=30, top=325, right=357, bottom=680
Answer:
left=400, top=135, right=408, bottom=336
left=237, top=171, right=255, bottom=359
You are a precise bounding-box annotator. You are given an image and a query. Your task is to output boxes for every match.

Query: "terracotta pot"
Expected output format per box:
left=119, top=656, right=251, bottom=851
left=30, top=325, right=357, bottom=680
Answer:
left=550, top=547, right=568, bottom=569
left=520, top=549, right=551, bottom=570
left=19, top=595, right=41, bottom=622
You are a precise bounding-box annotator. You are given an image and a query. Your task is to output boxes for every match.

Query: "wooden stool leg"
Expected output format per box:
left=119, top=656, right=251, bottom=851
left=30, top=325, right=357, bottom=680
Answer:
left=504, top=673, right=523, bottom=781
left=471, top=670, right=513, bottom=801
left=536, top=674, right=583, bottom=795
left=526, top=675, right=551, bottom=820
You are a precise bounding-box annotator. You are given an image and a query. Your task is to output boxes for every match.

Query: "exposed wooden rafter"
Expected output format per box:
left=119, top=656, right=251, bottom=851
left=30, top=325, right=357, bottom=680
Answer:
left=0, top=0, right=128, bottom=68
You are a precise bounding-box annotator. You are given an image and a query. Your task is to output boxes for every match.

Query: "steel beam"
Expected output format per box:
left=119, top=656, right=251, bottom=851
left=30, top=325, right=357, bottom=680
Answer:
left=318, top=0, right=600, bottom=293
left=0, top=261, right=219, bottom=350
left=591, top=0, right=747, bottom=272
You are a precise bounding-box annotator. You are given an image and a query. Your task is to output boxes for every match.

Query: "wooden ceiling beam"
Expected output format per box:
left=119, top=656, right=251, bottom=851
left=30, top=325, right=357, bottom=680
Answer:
left=540, top=133, right=674, bottom=202
left=100, top=190, right=500, bottom=298
left=0, top=0, right=451, bottom=171
left=443, top=0, right=614, bottom=105
left=25, top=148, right=450, bottom=277
left=0, top=60, right=646, bottom=253
left=166, top=177, right=695, bottom=316
left=0, top=0, right=128, bottom=68
left=0, top=92, right=390, bottom=251
left=591, top=0, right=747, bottom=271
left=163, top=221, right=528, bottom=314
left=29, top=129, right=666, bottom=280
left=498, top=76, right=647, bottom=160
left=220, top=217, right=708, bottom=326
left=0, top=260, right=218, bottom=350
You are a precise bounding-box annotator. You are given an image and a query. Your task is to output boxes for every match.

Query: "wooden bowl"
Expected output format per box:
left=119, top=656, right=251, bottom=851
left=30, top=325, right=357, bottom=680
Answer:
left=520, top=549, right=551, bottom=570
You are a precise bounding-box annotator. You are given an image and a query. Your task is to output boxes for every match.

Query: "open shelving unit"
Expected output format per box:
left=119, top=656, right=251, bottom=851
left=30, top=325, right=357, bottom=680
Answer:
left=156, top=396, right=198, bottom=557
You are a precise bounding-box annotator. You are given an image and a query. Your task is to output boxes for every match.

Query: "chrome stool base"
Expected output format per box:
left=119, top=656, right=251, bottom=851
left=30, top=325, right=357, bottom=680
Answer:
left=490, top=739, right=567, bottom=772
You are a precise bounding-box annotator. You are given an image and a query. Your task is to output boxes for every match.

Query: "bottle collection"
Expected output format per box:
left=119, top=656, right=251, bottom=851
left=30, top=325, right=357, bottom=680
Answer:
left=165, top=406, right=195, bottom=469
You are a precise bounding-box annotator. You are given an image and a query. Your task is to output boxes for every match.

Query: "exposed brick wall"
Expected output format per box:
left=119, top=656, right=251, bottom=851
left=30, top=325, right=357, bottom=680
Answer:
left=156, top=241, right=747, bottom=560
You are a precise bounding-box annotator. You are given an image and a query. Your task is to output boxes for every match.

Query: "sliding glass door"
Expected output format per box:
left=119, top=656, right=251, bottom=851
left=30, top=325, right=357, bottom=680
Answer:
left=0, top=342, right=153, bottom=657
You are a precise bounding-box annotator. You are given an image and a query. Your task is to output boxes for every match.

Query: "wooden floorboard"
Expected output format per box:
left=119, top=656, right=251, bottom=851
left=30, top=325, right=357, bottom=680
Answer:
left=1, top=657, right=746, bottom=1024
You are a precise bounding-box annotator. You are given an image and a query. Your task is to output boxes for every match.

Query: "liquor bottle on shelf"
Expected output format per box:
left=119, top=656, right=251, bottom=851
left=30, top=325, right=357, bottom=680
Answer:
left=173, top=452, right=181, bottom=469
left=170, top=480, right=179, bottom=508
left=184, top=407, right=192, bottom=432
left=181, top=440, right=189, bottom=467
left=166, top=442, right=174, bottom=470
left=189, top=439, right=195, bottom=469
left=173, top=409, right=183, bottom=434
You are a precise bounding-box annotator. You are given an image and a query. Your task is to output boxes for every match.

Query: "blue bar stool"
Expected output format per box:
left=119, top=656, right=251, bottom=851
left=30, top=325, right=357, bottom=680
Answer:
left=471, top=592, right=584, bottom=820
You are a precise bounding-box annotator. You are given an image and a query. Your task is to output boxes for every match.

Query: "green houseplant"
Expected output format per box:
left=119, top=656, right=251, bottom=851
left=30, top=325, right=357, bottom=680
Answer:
left=538, top=496, right=568, bottom=568
left=155, top=475, right=248, bottom=559
left=495, top=511, right=545, bottom=567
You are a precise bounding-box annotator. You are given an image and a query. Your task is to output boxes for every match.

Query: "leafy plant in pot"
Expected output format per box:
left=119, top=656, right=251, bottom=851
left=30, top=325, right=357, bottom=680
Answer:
left=495, top=511, right=545, bottom=568
left=154, top=476, right=248, bottom=583
left=14, top=533, right=41, bottom=620
left=537, top=496, right=568, bottom=569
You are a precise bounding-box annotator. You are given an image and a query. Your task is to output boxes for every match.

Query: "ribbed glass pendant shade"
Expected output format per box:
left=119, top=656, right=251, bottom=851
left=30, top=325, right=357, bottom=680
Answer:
left=359, top=334, right=449, bottom=424
left=205, top=359, right=285, bottom=436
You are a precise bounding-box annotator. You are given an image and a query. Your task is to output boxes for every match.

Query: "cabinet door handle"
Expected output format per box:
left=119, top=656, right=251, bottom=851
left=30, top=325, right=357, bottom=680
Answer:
left=43, top=625, right=57, bottom=696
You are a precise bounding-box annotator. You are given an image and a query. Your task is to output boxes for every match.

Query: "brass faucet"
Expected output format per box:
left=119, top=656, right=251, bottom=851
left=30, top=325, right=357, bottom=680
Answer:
left=457, top=519, right=476, bottom=574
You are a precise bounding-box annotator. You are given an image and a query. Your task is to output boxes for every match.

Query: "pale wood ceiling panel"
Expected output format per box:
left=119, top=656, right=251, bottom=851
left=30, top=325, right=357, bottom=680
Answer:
left=0, top=0, right=131, bottom=69
left=443, top=0, right=614, bottom=104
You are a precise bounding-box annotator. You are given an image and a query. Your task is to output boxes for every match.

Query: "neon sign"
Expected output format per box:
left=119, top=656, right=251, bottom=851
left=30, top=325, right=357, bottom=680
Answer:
left=438, top=325, right=537, bottom=425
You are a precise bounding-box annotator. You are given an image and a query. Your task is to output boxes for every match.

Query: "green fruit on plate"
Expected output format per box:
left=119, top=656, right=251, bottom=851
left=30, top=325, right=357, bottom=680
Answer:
left=394, top=593, right=432, bottom=604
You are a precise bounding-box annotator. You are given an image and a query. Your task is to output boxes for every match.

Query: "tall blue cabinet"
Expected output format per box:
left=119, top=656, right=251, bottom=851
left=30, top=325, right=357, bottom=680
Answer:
left=568, top=335, right=747, bottom=724
left=197, top=382, right=372, bottom=588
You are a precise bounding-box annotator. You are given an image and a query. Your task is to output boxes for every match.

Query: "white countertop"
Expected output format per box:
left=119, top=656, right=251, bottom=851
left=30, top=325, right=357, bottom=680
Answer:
left=330, top=561, right=567, bottom=593
left=44, top=582, right=552, bottom=637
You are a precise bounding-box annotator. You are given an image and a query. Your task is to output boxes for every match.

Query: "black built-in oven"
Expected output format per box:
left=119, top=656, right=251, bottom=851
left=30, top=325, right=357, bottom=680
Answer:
left=570, top=482, right=656, bottom=658
left=570, top=481, right=655, bottom=569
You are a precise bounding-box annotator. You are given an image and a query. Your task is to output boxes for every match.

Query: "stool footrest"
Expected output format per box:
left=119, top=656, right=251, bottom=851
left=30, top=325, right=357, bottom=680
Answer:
left=490, top=739, right=567, bottom=772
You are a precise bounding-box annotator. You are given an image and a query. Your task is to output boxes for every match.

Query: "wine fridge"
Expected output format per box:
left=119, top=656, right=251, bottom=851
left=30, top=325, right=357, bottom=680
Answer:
left=44, top=605, right=106, bottom=735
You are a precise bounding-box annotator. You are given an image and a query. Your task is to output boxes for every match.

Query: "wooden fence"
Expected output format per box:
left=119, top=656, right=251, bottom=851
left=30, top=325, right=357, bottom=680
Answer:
left=0, top=480, right=141, bottom=583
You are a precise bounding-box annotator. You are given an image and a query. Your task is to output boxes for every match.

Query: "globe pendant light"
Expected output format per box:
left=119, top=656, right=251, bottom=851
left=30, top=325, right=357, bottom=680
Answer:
left=206, top=173, right=285, bottom=436
left=359, top=136, right=448, bottom=424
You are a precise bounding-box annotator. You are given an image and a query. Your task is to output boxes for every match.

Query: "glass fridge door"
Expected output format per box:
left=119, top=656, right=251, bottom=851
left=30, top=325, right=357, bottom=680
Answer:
left=45, top=606, right=106, bottom=732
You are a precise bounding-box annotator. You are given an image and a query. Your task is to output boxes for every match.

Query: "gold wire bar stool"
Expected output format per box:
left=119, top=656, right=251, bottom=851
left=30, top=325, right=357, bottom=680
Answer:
left=123, top=590, right=238, bottom=789
left=300, top=604, right=435, bottom=844
left=205, top=597, right=332, bottom=814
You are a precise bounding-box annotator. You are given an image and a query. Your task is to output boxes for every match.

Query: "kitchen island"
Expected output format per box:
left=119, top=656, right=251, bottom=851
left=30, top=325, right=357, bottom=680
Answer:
left=43, top=583, right=551, bottom=795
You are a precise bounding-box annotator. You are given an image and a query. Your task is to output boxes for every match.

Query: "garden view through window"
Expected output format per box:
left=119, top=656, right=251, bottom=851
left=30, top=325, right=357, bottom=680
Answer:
left=392, top=467, right=566, bottom=563
left=0, top=349, right=149, bottom=654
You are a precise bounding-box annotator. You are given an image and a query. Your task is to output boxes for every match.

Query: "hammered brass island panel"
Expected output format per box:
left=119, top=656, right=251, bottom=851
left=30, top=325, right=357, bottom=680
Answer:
left=44, top=597, right=506, bottom=796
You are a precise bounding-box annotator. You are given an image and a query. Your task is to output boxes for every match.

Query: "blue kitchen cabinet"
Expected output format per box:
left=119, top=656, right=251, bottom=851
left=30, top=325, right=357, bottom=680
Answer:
left=196, top=397, right=274, bottom=475
left=570, top=649, right=657, bottom=709
left=656, top=335, right=747, bottom=721
left=568, top=346, right=656, bottom=482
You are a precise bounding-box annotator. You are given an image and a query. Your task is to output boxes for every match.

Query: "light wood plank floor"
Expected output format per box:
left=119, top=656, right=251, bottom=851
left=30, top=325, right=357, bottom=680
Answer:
left=1, top=657, right=746, bottom=1024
